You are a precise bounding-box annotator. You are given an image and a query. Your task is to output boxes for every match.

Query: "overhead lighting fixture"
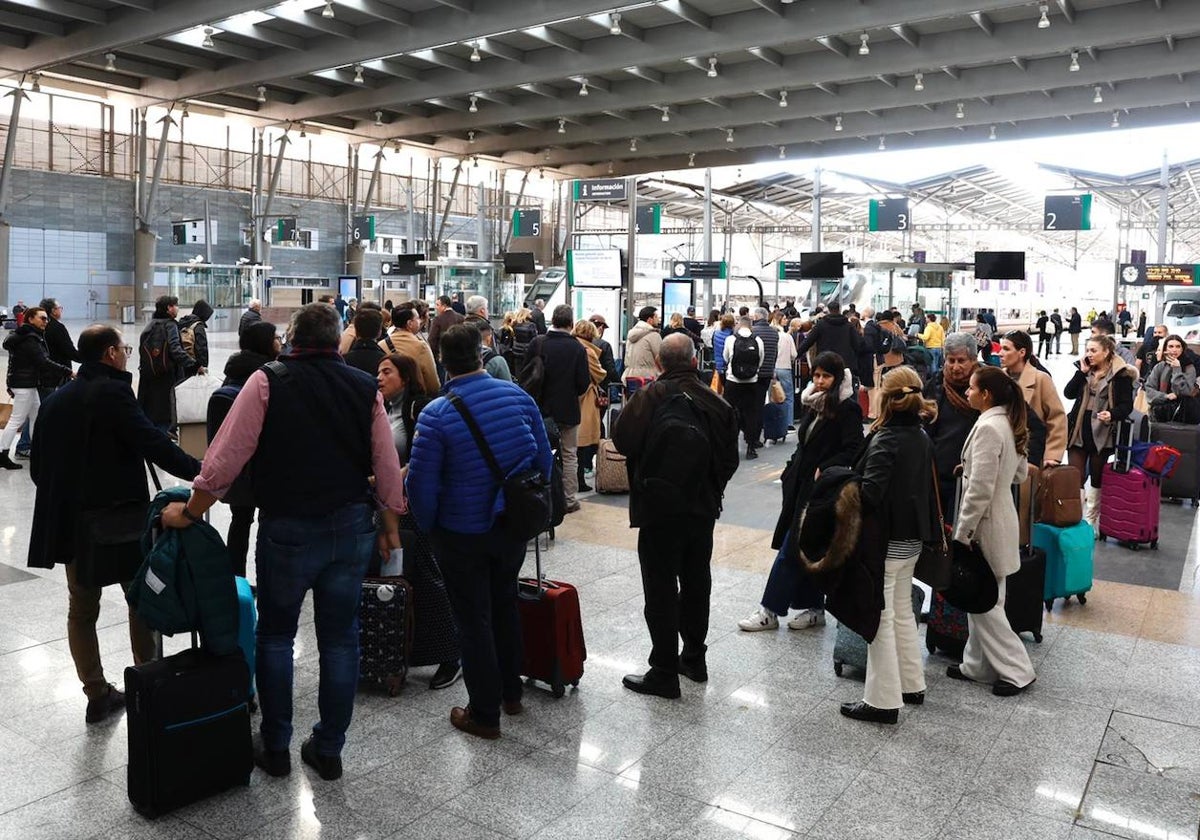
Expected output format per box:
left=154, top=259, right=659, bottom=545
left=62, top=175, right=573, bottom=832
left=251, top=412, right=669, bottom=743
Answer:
left=30, top=74, right=40, bottom=93
left=630, top=137, right=638, bottom=152
left=578, top=77, right=589, bottom=96
left=778, top=90, right=787, bottom=108
left=914, top=72, right=924, bottom=92
left=468, top=130, right=475, bottom=144
left=956, top=101, right=965, bottom=119
left=1037, top=3, right=1050, bottom=28
left=688, top=153, right=695, bottom=166
left=707, top=56, right=718, bottom=78
left=473, top=155, right=479, bottom=167
left=202, top=27, right=215, bottom=48
left=104, top=52, right=116, bottom=72
left=469, top=94, right=478, bottom=112
left=470, top=42, right=481, bottom=62
left=256, top=85, right=266, bottom=103
left=1093, top=85, right=1103, bottom=104
left=609, top=11, right=622, bottom=36
left=725, top=128, right=734, bottom=142
left=543, top=148, right=551, bottom=161
left=322, top=0, right=335, bottom=19
left=1069, top=50, right=1080, bottom=72
left=353, top=64, right=364, bottom=84
left=374, top=110, right=383, bottom=126
left=181, top=101, right=188, bottom=118
left=834, top=114, right=843, bottom=132
left=558, top=118, right=566, bottom=134
left=1111, top=110, right=1120, bottom=128
left=989, top=124, right=997, bottom=140
left=299, top=124, right=306, bottom=138
left=778, top=146, right=786, bottom=159
left=878, top=135, right=886, bottom=151
left=607, top=161, right=614, bottom=174
left=859, top=33, right=870, bottom=56
left=660, top=105, right=670, bottom=122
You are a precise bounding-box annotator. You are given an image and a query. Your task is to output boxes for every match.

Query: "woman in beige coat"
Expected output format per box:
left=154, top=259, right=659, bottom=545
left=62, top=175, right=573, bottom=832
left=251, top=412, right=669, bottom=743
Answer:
left=573, top=319, right=607, bottom=491
left=998, top=330, right=1067, bottom=466
left=949, top=365, right=1037, bottom=697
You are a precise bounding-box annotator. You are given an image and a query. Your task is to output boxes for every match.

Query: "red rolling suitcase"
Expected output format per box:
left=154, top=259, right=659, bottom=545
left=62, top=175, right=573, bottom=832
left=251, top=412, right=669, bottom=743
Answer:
left=518, top=541, right=585, bottom=697
left=1098, top=464, right=1160, bottom=550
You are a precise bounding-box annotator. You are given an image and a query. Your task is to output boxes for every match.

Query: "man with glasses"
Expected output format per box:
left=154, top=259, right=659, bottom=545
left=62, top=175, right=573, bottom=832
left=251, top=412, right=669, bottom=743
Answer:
left=26, top=325, right=200, bottom=723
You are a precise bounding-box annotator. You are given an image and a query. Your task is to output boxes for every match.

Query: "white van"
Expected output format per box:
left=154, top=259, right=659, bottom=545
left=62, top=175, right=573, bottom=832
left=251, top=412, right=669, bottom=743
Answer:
left=1162, top=289, right=1200, bottom=344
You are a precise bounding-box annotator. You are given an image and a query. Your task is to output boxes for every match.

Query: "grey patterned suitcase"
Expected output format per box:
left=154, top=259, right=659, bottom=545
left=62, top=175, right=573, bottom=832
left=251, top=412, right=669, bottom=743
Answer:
left=358, top=576, right=414, bottom=696
left=833, top=583, right=924, bottom=677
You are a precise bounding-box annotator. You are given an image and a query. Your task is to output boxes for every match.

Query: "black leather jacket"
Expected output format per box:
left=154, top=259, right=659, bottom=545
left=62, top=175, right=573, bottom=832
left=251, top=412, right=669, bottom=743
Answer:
left=855, top=413, right=935, bottom=542
left=4, top=325, right=71, bottom=390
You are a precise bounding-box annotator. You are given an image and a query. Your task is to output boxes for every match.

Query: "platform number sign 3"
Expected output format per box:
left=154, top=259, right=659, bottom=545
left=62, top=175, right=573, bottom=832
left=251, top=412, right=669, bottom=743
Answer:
left=868, top=198, right=909, bottom=232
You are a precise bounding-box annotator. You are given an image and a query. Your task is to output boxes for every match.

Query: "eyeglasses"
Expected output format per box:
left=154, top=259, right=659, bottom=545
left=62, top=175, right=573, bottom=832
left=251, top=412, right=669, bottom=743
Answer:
left=117, top=345, right=133, bottom=357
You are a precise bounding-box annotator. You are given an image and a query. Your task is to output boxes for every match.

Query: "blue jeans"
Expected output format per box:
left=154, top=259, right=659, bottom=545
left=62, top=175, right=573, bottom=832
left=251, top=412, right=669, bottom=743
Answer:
left=15, top=420, right=30, bottom=454
left=255, top=502, right=374, bottom=756
left=760, top=532, right=824, bottom=616
left=928, top=347, right=943, bottom=377
left=775, top=367, right=795, bottom=429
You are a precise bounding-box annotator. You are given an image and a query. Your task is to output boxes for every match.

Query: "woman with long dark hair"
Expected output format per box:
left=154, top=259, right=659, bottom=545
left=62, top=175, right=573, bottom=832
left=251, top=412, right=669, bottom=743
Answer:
left=948, top=365, right=1037, bottom=696
left=1144, top=334, right=1199, bottom=423
left=738, top=352, right=863, bottom=632
left=999, top=330, right=1066, bottom=467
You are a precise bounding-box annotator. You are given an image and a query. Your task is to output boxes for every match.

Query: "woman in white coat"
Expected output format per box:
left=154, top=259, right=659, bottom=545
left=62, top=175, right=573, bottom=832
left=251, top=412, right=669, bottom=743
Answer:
left=948, top=365, right=1037, bottom=696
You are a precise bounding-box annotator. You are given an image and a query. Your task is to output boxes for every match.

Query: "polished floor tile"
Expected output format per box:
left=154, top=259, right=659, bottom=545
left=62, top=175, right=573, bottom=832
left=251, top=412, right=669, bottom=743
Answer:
left=1075, top=762, right=1200, bottom=840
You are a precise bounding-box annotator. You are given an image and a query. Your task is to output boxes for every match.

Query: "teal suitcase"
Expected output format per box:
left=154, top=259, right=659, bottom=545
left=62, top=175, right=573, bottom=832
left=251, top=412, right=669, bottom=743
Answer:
left=1031, top=521, right=1094, bottom=610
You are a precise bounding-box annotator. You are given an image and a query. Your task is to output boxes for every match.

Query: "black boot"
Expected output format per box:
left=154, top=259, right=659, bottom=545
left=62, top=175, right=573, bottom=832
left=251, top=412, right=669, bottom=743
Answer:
left=0, top=451, right=22, bottom=470
left=577, top=467, right=591, bottom=493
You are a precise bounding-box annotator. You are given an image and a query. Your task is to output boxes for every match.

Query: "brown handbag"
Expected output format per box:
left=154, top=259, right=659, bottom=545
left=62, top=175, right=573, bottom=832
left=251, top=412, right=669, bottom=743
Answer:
left=1035, top=464, right=1083, bottom=526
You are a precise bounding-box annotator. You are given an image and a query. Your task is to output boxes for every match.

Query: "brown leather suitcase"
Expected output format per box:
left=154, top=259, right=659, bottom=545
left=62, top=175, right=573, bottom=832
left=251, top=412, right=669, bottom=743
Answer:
left=1035, top=464, right=1083, bottom=527
left=1018, top=464, right=1039, bottom=547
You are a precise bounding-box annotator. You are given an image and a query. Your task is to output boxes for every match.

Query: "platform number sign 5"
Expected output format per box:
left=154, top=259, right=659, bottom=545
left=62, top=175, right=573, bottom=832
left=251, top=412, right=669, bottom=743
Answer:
left=512, top=209, right=541, bottom=238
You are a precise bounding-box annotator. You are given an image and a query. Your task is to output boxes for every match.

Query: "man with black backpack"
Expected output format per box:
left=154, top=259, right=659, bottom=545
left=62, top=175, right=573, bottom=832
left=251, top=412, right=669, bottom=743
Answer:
left=723, top=316, right=765, bottom=459
left=137, top=295, right=197, bottom=433
left=613, top=334, right=739, bottom=699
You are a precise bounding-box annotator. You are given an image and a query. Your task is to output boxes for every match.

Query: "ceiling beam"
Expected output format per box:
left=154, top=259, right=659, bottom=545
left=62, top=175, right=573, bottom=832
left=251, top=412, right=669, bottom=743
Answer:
left=890, top=23, right=920, bottom=48
left=10, top=0, right=107, bottom=25
left=125, top=44, right=218, bottom=71
left=748, top=46, right=783, bottom=67
left=658, top=0, right=711, bottom=31
left=1057, top=0, right=1076, bottom=24
left=816, top=36, right=850, bottom=58
left=525, top=26, right=582, bottom=53
left=0, top=10, right=64, bottom=37
left=970, top=12, right=994, bottom=36
left=334, top=0, right=411, bottom=26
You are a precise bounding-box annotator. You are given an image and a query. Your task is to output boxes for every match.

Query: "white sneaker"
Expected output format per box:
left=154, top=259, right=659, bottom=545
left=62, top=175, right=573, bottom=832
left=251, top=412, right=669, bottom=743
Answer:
left=786, top=609, right=826, bottom=630
left=737, top=607, right=779, bottom=632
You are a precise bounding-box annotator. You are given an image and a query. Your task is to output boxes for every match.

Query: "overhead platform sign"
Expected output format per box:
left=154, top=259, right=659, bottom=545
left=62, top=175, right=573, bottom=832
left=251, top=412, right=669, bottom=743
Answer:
left=1119, top=263, right=1197, bottom=286
left=171, top=219, right=217, bottom=245
left=1044, top=194, right=1093, bottom=230
left=777, top=261, right=804, bottom=281
left=635, top=203, right=661, bottom=234
left=573, top=178, right=627, bottom=201
left=672, top=260, right=727, bottom=279
left=868, top=198, right=909, bottom=231
left=511, top=208, right=541, bottom=238
left=567, top=249, right=622, bottom=288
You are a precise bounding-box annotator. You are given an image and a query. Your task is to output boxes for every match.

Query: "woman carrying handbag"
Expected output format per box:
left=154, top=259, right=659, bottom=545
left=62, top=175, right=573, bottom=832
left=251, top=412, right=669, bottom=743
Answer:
left=948, top=366, right=1037, bottom=697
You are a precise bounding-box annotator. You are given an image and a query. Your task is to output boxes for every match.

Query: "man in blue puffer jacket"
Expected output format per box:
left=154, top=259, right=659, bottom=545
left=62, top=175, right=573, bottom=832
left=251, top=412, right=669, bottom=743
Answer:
left=407, top=323, right=553, bottom=740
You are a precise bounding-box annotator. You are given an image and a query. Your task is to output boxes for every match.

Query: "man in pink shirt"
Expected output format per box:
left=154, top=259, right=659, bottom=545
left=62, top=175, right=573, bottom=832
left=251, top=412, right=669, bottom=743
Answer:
left=162, top=303, right=405, bottom=783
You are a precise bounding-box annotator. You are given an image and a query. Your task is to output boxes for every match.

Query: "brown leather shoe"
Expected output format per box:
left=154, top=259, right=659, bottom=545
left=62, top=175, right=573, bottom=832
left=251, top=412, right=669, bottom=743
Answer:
left=450, top=706, right=500, bottom=739
left=503, top=700, right=524, bottom=716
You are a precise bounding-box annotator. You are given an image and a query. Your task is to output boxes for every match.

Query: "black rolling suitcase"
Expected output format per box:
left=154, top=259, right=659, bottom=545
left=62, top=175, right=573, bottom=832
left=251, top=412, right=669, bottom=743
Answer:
left=1006, top=547, right=1046, bottom=642
left=1155, top=422, right=1200, bottom=506
left=125, top=648, right=252, bottom=818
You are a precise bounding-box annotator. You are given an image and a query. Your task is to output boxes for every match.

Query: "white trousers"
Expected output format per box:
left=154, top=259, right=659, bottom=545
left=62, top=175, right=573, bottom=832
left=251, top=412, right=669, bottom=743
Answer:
left=962, top=578, right=1037, bottom=688
left=0, top=387, right=39, bottom=454
left=864, top=549, right=926, bottom=710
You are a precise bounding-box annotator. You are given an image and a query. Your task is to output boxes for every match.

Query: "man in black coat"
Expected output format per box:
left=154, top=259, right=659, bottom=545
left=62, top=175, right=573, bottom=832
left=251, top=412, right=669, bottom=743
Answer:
left=683, top=306, right=704, bottom=346
left=612, top=334, right=739, bottom=698
left=239, top=299, right=263, bottom=336
left=530, top=299, right=548, bottom=335
left=528, top=304, right=589, bottom=512
left=798, top=301, right=864, bottom=380
left=28, top=325, right=200, bottom=724
left=39, top=297, right=79, bottom=369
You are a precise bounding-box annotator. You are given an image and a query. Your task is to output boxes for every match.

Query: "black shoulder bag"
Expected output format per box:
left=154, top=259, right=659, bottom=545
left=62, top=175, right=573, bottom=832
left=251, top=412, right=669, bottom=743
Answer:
left=74, top=382, right=162, bottom=587
left=449, top=393, right=551, bottom=542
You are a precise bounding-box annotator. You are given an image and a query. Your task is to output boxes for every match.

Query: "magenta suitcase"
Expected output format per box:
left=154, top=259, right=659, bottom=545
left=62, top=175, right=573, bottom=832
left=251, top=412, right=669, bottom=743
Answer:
left=1098, top=464, right=1160, bottom=550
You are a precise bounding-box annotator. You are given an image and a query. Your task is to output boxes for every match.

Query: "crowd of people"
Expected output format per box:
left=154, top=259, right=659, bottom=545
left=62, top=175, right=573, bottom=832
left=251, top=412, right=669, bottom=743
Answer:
left=0, top=286, right=1191, bottom=787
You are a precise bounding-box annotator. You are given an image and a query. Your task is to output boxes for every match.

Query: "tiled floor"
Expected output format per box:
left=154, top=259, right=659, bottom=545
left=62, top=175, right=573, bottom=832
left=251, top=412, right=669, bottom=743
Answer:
left=1, top=326, right=1199, bottom=838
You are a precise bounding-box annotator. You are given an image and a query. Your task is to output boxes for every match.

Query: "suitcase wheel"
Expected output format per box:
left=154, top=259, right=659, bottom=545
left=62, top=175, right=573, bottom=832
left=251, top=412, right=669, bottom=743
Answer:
left=386, top=674, right=405, bottom=697
left=1033, top=632, right=1043, bottom=643
left=926, top=636, right=936, bottom=654
left=1077, top=593, right=1087, bottom=606
left=1150, top=540, right=1158, bottom=550
left=1097, top=531, right=1105, bottom=542
left=1044, top=599, right=1054, bottom=612
left=833, top=660, right=844, bottom=677
left=571, top=680, right=580, bottom=687
left=551, top=682, right=565, bottom=698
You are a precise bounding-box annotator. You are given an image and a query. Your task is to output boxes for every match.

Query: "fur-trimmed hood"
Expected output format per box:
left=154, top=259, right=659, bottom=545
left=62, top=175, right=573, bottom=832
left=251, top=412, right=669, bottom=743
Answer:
left=795, top=467, right=863, bottom=577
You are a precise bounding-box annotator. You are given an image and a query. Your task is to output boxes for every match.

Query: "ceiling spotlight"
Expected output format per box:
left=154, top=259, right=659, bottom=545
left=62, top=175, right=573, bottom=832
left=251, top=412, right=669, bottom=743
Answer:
left=470, top=42, right=481, bottom=62
left=914, top=72, right=924, bottom=92
left=468, top=130, right=475, bottom=144
left=353, top=64, right=364, bottom=84
left=473, top=155, right=479, bottom=167
left=630, top=137, right=638, bottom=152
left=660, top=106, right=670, bottom=122
left=104, top=52, right=116, bottom=72
left=858, top=33, right=870, bottom=56
left=778, top=90, right=787, bottom=108
left=878, top=135, right=886, bottom=151
left=202, top=27, right=215, bottom=48
left=1069, top=50, right=1080, bottom=72
left=1093, top=85, right=1103, bottom=104
left=1037, top=3, right=1050, bottom=28
left=180, top=101, right=188, bottom=118
left=726, top=128, right=734, bottom=143
left=609, top=11, right=622, bottom=36
left=956, top=101, right=965, bottom=119
left=778, top=146, right=786, bottom=159
left=544, top=148, right=551, bottom=161
left=299, top=124, right=306, bottom=138
left=578, top=77, right=589, bottom=96
left=988, top=124, right=997, bottom=140
left=322, top=0, right=335, bottom=18
left=688, top=153, right=696, bottom=166
left=374, top=110, right=383, bottom=127
left=608, top=161, right=614, bottom=174
left=30, top=74, right=40, bottom=93
left=558, top=118, right=566, bottom=134
left=469, top=94, right=478, bottom=112
left=834, top=114, right=843, bottom=132
left=707, top=56, right=718, bottom=78
left=1111, top=110, right=1120, bottom=128
left=256, top=85, right=266, bottom=103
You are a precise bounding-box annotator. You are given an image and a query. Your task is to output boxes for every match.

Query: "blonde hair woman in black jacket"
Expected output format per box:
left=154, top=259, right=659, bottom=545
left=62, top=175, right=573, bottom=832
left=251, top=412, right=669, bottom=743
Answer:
left=841, top=366, right=937, bottom=725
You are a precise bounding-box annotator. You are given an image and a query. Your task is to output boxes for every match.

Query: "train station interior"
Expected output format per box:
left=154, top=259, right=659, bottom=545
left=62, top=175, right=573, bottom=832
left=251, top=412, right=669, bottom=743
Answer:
left=1, top=1, right=1200, bottom=838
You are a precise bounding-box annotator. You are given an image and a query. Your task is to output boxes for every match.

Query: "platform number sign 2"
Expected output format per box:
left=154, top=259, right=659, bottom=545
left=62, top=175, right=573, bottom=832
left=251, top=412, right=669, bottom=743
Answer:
left=868, top=198, right=909, bottom=232
left=1043, top=194, right=1092, bottom=231
left=512, top=209, right=541, bottom=238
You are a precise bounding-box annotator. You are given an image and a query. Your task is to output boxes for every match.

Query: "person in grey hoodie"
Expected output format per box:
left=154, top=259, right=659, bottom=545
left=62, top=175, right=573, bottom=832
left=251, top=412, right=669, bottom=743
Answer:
left=622, top=306, right=662, bottom=384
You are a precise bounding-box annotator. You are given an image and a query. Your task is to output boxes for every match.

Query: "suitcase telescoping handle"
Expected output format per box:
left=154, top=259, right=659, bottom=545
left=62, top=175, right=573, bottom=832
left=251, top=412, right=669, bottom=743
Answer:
left=532, top=536, right=546, bottom=595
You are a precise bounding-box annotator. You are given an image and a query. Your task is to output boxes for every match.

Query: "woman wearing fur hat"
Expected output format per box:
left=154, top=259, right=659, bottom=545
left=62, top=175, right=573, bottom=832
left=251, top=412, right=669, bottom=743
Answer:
left=737, top=352, right=864, bottom=633
left=840, top=366, right=937, bottom=724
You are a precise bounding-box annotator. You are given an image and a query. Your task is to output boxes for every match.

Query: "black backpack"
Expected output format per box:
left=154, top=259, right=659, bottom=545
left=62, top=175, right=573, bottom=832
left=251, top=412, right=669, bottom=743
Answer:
left=729, top=334, right=760, bottom=380
left=634, top=387, right=711, bottom=515
left=140, top=319, right=173, bottom=377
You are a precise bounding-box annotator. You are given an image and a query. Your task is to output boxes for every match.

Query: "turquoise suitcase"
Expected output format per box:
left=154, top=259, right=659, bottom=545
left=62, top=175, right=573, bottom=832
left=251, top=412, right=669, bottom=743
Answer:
left=1031, top=521, right=1094, bottom=610
left=235, top=576, right=256, bottom=700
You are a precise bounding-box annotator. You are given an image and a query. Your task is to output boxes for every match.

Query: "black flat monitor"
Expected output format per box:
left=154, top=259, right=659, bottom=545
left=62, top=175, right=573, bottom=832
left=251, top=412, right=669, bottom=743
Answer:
left=798, top=251, right=844, bottom=279
left=504, top=251, right=536, bottom=274
left=974, top=251, right=1025, bottom=280
left=395, top=253, right=425, bottom=275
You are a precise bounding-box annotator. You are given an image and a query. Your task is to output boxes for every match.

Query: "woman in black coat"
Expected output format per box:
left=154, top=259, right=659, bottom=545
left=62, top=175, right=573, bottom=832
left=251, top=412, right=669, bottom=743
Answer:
left=840, top=365, right=936, bottom=725
left=737, top=352, right=863, bottom=633
left=0, top=307, right=73, bottom=468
